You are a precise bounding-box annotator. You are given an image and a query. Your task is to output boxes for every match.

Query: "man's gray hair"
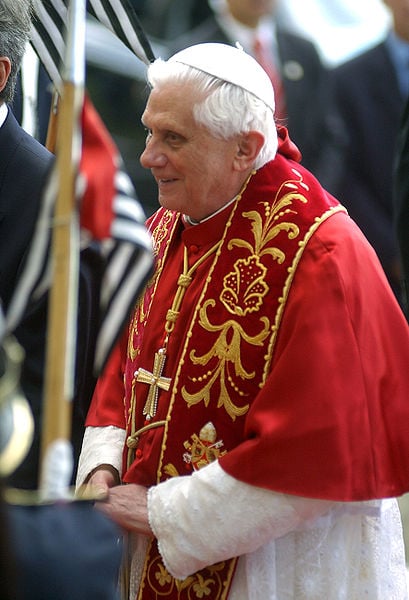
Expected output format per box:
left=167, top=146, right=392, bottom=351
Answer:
left=0, top=0, right=33, bottom=103
left=147, top=59, right=278, bottom=170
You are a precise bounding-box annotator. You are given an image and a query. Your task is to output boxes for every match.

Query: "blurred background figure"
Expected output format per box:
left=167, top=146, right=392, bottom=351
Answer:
left=276, top=0, right=390, bottom=66
left=393, top=95, right=409, bottom=567
left=395, top=97, right=409, bottom=314
left=324, top=0, right=409, bottom=303
left=15, top=1, right=392, bottom=220
left=138, top=0, right=213, bottom=40
left=168, top=0, right=331, bottom=178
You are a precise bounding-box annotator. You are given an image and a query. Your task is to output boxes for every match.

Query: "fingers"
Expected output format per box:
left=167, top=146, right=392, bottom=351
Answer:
left=95, top=484, right=152, bottom=536
left=77, top=466, right=119, bottom=500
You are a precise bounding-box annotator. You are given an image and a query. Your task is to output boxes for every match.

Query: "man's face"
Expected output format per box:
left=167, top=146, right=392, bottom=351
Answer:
left=383, top=0, right=409, bottom=40
left=226, top=0, right=276, bottom=27
left=140, top=81, right=245, bottom=221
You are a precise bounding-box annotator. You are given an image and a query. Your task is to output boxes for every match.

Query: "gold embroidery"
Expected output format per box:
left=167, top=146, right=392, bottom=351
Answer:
left=183, top=422, right=226, bottom=471
left=163, top=463, right=179, bottom=478
left=142, top=550, right=234, bottom=599
left=128, top=210, right=175, bottom=361
left=143, top=422, right=234, bottom=598
left=182, top=172, right=311, bottom=420
left=221, top=255, right=268, bottom=315
left=182, top=303, right=270, bottom=420
left=162, top=423, right=225, bottom=476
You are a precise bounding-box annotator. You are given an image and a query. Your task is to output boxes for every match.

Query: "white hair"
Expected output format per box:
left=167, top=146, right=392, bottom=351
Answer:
left=146, top=58, right=278, bottom=170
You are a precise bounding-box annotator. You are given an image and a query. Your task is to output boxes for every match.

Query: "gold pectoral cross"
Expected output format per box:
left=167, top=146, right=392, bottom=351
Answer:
left=136, top=348, right=172, bottom=419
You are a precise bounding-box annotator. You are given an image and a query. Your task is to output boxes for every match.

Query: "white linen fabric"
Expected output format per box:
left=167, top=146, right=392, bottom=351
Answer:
left=77, top=426, right=409, bottom=599
left=149, top=461, right=408, bottom=599
left=76, top=425, right=125, bottom=486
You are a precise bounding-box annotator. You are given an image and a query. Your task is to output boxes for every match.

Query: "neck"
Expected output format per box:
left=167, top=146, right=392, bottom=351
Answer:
left=184, top=196, right=238, bottom=225
left=394, top=22, right=409, bottom=43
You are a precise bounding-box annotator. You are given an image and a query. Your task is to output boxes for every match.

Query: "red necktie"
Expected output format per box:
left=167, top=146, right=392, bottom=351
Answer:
left=253, top=36, right=287, bottom=121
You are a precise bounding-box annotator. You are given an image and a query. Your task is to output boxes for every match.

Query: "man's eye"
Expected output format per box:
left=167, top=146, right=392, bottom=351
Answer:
left=166, top=132, right=182, bottom=144
left=145, top=129, right=152, bottom=143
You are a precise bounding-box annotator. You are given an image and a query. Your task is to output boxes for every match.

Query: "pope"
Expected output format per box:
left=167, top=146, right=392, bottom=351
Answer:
left=77, top=43, right=409, bottom=599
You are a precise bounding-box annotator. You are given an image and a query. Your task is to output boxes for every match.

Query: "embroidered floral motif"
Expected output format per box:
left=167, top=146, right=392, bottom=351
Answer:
left=191, top=573, right=215, bottom=597
left=144, top=552, right=233, bottom=599
left=155, top=563, right=172, bottom=587
left=151, top=210, right=174, bottom=256
left=128, top=210, right=175, bottom=361
left=182, top=305, right=270, bottom=420
left=182, top=172, right=310, bottom=420
left=220, top=256, right=268, bottom=315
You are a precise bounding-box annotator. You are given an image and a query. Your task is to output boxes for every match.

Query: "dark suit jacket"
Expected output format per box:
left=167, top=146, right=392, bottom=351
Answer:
left=0, top=109, right=97, bottom=489
left=0, top=108, right=53, bottom=308
left=171, top=16, right=331, bottom=175
left=327, top=41, right=405, bottom=300
left=395, top=97, right=409, bottom=313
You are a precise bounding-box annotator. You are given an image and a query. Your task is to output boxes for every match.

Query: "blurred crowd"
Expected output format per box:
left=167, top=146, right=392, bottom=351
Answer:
left=76, top=0, right=406, bottom=306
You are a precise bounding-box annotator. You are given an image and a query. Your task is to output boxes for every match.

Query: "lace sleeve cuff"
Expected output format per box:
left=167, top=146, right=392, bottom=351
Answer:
left=148, top=460, right=332, bottom=580
left=75, top=425, right=125, bottom=489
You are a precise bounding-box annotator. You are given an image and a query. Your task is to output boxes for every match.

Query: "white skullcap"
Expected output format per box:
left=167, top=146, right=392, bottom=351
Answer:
left=169, top=42, right=275, bottom=112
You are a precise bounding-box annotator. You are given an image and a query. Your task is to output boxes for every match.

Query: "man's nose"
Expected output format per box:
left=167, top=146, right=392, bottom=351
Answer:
left=140, top=140, right=167, bottom=169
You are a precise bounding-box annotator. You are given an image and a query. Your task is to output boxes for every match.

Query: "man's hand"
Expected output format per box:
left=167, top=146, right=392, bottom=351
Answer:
left=96, top=484, right=153, bottom=537
left=77, top=465, right=119, bottom=500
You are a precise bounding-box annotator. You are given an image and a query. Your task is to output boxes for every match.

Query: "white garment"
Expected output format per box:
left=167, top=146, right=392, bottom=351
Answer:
left=77, top=427, right=409, bottom=599
left=0, top=103, right=8, bottom=128
left=76, top=425, right=125, bottom=486
left=20, top=44, right=40, bottom=138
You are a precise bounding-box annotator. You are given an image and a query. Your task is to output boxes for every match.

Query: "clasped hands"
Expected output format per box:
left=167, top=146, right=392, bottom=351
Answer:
left=79, top=466, right=153, bottom=537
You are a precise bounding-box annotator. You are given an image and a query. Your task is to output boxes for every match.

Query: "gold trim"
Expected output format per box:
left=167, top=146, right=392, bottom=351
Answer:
left=126, top=420, right=167, bottom=449
left=261, top=204, right=346, bottom=382
left=156, top=176, right=250, bottom=484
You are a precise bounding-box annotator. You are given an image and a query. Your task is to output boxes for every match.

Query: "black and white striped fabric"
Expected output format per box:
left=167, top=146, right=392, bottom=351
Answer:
left=5, top=1, right=155, bottom=374
left=30, top=0, right=155, bottom=92
left=6, top=95, right=154, bottom=374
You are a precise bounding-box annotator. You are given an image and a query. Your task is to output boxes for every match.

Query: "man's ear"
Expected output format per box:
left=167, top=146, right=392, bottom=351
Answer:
left=233, top=131, right=265, bottom=171
left=0, top=57, right=11, bottom=95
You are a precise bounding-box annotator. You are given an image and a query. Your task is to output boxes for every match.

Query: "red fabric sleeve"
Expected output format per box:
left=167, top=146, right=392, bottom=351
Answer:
left=85, top=329, right=128, bottom=429
left=220, top=213, right=409, bottom=501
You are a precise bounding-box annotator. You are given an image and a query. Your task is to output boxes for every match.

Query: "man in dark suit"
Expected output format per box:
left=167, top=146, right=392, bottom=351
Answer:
left=395, top=97, right=409, bottom=314
left=170, top=0, right=332, bottom=177
left=0, top=326, right=122, bottom=600
left=0, top=0, right=96, bottom=489
left=326, top=0, right=409, bottom=302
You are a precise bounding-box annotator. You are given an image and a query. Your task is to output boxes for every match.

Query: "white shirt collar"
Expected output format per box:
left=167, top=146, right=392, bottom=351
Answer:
left=213, top=8, right=277, bottom=57
left=183, top=196, right=237, bottom=225
left=0, top=103, right=8, bottom=128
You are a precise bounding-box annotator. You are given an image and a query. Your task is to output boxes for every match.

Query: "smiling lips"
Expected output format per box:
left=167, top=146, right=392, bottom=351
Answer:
left=158, top=177, right=177, bottom=186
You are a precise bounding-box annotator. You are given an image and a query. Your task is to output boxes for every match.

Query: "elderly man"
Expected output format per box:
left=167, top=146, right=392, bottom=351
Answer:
left=77, top=43, right=409, bottom=599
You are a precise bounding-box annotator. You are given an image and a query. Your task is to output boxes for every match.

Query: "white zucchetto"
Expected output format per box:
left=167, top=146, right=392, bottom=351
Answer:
left=169, top=42, right=276, bottom=112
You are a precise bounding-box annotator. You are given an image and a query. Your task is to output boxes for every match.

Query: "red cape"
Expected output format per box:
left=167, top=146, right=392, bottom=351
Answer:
left=220, top=212, right=409, bottom=500
left=87, top=128, right=409, bottom=501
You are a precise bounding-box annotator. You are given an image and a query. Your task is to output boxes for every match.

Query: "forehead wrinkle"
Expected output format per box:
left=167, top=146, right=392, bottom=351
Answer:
left=143, top=91, right=201, bottom=138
